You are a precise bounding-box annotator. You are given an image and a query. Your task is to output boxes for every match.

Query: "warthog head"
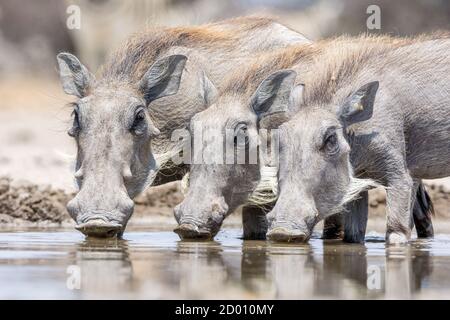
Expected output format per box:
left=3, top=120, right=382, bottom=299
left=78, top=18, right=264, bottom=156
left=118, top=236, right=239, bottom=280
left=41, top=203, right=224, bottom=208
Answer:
left=57, top=53, right=187, bottom=237
left=174, top=70, right=297, bottom=239
left=266, top=75, right=379, bottom=242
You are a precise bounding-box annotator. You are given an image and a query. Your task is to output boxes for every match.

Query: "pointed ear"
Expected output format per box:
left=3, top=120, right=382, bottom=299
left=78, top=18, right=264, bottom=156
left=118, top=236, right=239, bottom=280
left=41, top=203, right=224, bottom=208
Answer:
left=260, top=83, right=305, bottom=129
left=338, top=81, right=379, bottom=126
left=250, top=70, right=297, bottom=118
left=200, top=71, right=218, bottom=106
left=139, top=54, right=187, bottom=105
left=57, top=53, right=94, bottom=98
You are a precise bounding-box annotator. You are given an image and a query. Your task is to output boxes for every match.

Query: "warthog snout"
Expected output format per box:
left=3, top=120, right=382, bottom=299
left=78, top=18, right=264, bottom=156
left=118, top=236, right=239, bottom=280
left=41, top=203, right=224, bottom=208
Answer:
left=173, top=197, right=228, bottom=240
left=266, top=210, right=313, bottom=243
left=67, top=192, right=134, bottom=238
left=266, top=226, right=310, bottom=243
left=75, top=219, right=123, bottom=238
left=173, top=223, right=213, bottom=240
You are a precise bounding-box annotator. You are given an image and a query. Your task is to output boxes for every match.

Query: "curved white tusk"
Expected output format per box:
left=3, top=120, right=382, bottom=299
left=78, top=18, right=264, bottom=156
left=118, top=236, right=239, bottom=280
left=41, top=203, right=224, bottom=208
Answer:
left=74, top=168, right=84, bottom=179
left=151, top=126, right=161, bottom=136
left=122, top=165, right=133, bottom=180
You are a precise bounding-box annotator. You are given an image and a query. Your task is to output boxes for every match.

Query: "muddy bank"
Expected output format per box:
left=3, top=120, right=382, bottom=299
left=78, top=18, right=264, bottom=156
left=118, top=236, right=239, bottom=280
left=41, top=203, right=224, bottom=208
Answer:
left=0, top=176, right=185, bottom=227
left=0, top=176, right=449, bottom=227
left=0, top=177, right=72, bottom=226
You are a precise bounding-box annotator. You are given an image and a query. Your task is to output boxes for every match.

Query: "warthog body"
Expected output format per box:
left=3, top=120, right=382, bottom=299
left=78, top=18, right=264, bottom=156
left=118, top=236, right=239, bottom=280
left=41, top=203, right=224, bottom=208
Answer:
left=266, top=36, right=450, bottom=244
left=56, top=16, right=310, bottom=237
left=175, top=35, right=439, bottom=241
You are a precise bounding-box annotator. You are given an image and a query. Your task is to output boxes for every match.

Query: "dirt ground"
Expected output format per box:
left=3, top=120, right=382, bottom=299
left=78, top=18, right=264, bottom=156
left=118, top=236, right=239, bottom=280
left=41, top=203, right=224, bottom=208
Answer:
left=0, top=78, right=449, bottom=229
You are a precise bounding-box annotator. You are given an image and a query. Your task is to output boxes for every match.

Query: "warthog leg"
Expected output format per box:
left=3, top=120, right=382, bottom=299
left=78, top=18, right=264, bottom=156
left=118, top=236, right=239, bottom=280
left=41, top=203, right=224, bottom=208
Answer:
left=343, top=191, right=369, bottom=243
left=412, top=181, right=434, bottom=238
left=386, top=173, right=415, bottom=244
left=322, top=213, right=345, bottom=240
left=242, top=205, right=271, bottom=240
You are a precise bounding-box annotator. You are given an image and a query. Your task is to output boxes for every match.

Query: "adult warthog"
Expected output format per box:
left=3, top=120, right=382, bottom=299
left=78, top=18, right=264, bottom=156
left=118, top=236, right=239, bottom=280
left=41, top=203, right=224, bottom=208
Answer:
left=174, top=35, right=439, bottom=242
left=57, top=16, right=310, bottom=237
left=266, top=36, right=450, bottom=244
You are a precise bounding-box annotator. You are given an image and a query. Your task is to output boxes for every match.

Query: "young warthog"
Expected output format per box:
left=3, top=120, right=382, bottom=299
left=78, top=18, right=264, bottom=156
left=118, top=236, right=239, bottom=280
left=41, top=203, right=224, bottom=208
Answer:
left=266, top=37, right=450, bottom=244
left=175, top=35, right=438, bottom=242
left=56, top=16, right=310, bottom=237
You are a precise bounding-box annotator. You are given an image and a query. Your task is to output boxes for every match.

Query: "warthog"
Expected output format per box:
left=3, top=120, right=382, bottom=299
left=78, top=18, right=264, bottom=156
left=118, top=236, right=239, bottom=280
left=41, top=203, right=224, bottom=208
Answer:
left=266, top=37, right=450, bottom=244
left=56, top=16, right=310, bottom=237
left=175, top=35, right=439, bottom=242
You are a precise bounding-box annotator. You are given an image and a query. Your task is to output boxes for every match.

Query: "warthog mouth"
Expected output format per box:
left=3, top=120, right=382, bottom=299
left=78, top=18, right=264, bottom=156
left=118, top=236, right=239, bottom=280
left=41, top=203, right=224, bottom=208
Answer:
left=174, top=223, right=213, bottom=240
left=267, top=226, right=310, bottom=243
left=75, top=218, right=123, bottom=238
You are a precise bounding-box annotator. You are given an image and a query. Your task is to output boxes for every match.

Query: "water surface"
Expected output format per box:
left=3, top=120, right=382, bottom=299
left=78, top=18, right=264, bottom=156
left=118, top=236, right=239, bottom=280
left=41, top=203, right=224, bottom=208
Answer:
left=1, top=229, right=450, bottom=299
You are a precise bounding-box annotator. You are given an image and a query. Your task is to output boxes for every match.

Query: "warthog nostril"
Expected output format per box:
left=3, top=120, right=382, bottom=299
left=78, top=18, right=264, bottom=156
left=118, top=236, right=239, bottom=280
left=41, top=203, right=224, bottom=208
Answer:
left=267, top=227, right=309, bottom=243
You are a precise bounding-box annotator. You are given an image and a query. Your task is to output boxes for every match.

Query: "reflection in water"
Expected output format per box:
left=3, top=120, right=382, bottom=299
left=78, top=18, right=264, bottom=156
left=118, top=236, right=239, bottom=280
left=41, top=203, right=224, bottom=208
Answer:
left=71, top=238, right=134, bottom=298
left=264, top=243, right=314, bottom=299
left=384, top=244, right=433, bottom=298
left=0, top=230, right=449, bottom=299
left=318, top=242, right=369, bottom=298
left=173, top=241, right=230, bottom=298
left=240, top=243, right=271, bottom=293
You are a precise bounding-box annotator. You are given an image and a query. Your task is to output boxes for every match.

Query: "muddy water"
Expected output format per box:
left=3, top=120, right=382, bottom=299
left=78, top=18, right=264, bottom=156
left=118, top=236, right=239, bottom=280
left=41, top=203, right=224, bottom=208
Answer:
left=1, top=229, right=450, bottom=299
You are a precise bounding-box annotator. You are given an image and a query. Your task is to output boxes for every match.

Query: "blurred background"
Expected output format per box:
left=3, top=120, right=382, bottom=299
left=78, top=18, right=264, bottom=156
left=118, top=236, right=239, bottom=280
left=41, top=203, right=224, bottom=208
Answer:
left=0, top=0, right=450, bottom=77
left=0, top=0, right=449, bottom=225
left=1, top=0, right=450, bottom=76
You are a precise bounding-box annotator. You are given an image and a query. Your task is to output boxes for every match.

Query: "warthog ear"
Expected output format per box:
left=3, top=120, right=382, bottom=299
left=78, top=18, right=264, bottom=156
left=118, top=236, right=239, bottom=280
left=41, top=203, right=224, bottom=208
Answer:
left=259, top=83, right=305, bottom=129
left=140, top=54, right=187, bottom=105
left=251, top=70, right=297, bottom=118
left=338, top=81, right=379, bottom=126
left=57, top=53, right=94, bottom=98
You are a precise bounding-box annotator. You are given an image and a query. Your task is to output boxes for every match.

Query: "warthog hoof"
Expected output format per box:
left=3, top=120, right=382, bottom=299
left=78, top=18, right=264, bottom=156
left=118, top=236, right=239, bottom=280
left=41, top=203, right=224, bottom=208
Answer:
left=267, top=227, right=309, bottom=243
left=75, top=219, right=122, bottom=238
left=174, top=223, right=213, bottom=240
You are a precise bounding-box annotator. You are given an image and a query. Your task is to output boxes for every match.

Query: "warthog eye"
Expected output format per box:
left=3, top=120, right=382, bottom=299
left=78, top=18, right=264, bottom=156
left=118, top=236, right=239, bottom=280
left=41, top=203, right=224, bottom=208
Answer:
left=234, top=123, right=249, bottom=148
left=323, top=132, right=339, bottom=155
left=131, top=108, right=147, bottom=136
left=68, top=109, right=80, bottom=137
